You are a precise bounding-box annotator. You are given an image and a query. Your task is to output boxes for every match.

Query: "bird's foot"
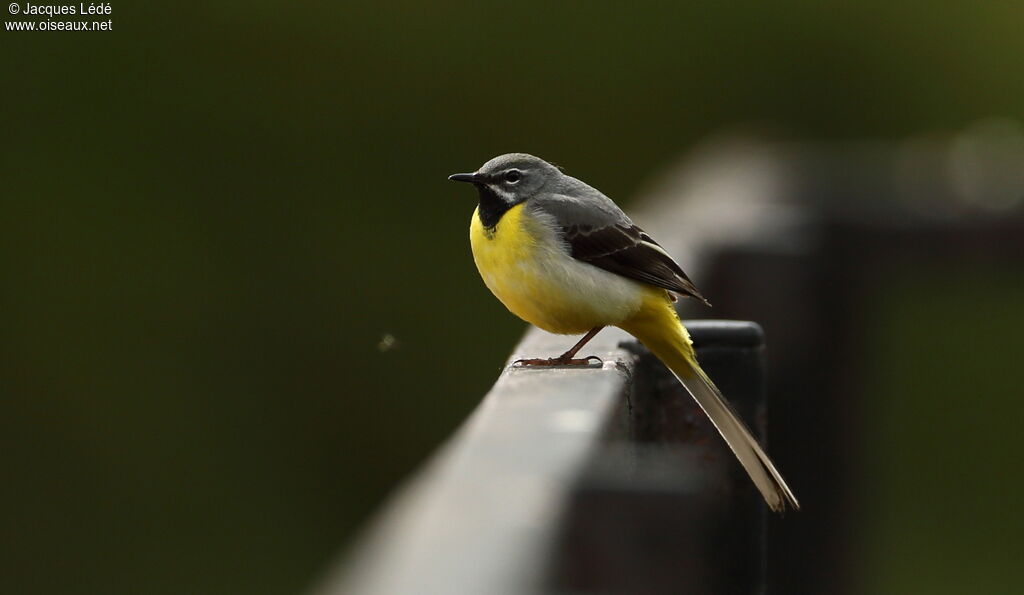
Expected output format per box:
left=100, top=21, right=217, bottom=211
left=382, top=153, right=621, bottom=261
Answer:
left=511, top=355, right=603, bottom=368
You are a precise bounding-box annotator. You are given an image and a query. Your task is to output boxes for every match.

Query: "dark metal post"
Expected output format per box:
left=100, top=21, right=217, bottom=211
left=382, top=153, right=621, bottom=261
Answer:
left=549, top=320, right=768, bottom=595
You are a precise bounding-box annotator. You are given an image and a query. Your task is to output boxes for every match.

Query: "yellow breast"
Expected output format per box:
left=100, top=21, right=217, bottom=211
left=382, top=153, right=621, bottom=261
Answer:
left=469, top=203, right=645, bottom=334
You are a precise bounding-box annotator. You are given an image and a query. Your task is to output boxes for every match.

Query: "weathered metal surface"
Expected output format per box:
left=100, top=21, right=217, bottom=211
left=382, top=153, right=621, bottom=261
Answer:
left=314, top=319, right=771, bottom=595
left=550, top=320, right=768, bottom=595
left=313, top=326, right=638, bottom=595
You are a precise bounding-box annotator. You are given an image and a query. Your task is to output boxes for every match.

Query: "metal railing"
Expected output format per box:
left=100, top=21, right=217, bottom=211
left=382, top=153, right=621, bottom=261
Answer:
left=315, top=320, right=771, bottom=595
left=314, top=125, right=1024, bottom=595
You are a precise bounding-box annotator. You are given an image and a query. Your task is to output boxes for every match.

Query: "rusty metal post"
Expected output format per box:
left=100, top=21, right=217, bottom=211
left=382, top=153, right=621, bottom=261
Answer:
left=550, top=320, right=768, bottom=595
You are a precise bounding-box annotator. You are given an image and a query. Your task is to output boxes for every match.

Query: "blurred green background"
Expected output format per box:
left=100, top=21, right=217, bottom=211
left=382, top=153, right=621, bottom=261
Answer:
left=2, top=2, right=1023, bottom=594
left=867, top=270, right=1024, bottom=595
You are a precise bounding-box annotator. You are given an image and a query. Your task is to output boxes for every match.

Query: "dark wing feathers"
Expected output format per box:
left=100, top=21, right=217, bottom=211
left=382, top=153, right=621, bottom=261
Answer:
left=528, top=191, right=709, bottom=305
left=563, top=223, right=711, bottom=305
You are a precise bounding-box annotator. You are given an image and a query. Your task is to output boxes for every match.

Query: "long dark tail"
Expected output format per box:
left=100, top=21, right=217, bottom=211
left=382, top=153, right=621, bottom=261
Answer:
left=622, top=303, right=799, bottom=512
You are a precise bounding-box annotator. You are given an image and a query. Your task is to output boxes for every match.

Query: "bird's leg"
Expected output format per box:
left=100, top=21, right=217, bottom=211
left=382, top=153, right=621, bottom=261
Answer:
left=557, top=326, right=604, bottom=361
left=513, top=327, right=605, bottom=367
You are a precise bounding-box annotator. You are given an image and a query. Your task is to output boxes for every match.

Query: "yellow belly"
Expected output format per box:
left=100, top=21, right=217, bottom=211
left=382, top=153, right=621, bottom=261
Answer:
left=469, top=203, right=647, bottom=334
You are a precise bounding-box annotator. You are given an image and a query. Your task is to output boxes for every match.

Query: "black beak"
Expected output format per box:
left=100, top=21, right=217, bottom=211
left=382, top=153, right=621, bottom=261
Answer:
left=448, top=172, right=479, bottom=183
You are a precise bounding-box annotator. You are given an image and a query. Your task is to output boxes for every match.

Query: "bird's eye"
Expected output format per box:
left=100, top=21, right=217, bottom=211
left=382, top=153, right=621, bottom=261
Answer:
left=503, top=170, right=522, bottom=184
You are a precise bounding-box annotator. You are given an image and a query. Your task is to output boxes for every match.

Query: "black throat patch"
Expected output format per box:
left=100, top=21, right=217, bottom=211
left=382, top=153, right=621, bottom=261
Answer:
left=475, top=184, right=513, bottom=231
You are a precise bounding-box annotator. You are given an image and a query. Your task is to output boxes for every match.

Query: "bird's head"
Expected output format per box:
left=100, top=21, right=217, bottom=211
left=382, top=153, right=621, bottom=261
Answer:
left=448, top=153, right=561, bottom=209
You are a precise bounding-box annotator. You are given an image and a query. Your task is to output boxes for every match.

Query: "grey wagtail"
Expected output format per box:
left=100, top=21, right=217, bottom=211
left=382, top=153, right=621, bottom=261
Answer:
left=449, top=153, right=799, bottom=513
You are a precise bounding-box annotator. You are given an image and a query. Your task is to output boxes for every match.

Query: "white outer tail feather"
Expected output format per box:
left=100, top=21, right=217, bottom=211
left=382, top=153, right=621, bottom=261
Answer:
left=673, top=359, right=800, bottom=513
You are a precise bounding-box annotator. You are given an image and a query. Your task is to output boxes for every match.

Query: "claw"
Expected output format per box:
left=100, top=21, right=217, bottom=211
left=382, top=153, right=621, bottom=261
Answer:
left=511, top=355, right=603, bottom=369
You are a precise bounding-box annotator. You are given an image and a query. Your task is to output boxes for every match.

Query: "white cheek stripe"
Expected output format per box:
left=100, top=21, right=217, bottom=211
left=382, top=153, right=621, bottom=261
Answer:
left=491, top=185, right=516, bottom=204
